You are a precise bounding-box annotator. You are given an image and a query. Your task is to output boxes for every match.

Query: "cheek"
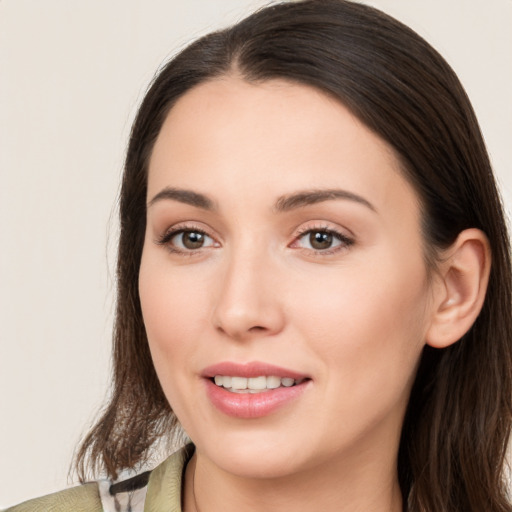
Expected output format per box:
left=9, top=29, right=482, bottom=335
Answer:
left=139, top=245, right=211, bottom=335
left=295, top=259, right=428, bottom=341
left=290, top=252, right=430, bottom=400
left=138, top=250, right=210, bottom=394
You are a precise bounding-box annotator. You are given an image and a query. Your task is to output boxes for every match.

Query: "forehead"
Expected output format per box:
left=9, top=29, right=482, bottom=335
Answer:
left=148, top=76, right=419, bottom=219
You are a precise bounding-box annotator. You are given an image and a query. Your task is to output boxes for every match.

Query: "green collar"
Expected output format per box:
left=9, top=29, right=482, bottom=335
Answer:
left=144, top=444, right=194, bottom=512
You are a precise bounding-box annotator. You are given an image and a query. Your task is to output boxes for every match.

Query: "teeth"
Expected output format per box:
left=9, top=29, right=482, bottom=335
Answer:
left=248, top=376, right=266, bottom=390
left=267, top=376, right=281, bottom=389
left=281, top=377, right=295, bottom=387
left=213, top=375, right=301, bottom=393
left=231, top=376, right=247, bottom=390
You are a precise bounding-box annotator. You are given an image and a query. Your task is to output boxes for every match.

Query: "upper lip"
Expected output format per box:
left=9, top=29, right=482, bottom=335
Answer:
left=201, top=361, right=309, bottom=380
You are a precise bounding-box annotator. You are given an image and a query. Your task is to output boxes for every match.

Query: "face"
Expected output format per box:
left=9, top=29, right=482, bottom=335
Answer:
left=139, top=77, right=435, bottom=479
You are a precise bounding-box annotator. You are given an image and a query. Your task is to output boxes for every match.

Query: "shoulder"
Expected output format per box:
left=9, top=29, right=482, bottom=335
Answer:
left=3, top=445, right=193, bottom=512
left=99, top=445, right=193, bottom=512
left=3, top=482, right=101, bottom=512
left=144, top=444, right=194, bottom=510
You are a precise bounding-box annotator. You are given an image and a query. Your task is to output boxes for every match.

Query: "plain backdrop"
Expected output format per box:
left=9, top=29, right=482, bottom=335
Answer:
left=1, top=0, right=511, bottom=507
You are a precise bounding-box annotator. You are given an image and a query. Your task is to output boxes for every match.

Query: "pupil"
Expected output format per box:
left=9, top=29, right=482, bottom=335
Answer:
left=310, top=231, right=332, bottom=250
left=183, top=232, right=204, bottom=249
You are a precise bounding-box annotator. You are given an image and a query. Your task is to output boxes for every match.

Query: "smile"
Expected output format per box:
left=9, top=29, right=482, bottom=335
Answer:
left=213, top=375, right=303, bottom=393
left=202, top=362, right=311, bottom=418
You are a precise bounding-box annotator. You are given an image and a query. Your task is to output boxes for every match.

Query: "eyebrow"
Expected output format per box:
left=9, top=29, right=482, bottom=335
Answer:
left=274, top=189, right=376, bottom=213
left=147, top=186, right=376, bottom=213
left=148, top=187, right=216, bottom=210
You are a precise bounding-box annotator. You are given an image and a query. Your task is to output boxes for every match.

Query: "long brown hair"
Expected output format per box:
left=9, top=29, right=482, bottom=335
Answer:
left=75, top=1, right=512, bottom=510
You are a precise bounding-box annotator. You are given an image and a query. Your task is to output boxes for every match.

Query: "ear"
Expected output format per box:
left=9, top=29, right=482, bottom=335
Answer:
left=426, top=228, right=491, bottom=349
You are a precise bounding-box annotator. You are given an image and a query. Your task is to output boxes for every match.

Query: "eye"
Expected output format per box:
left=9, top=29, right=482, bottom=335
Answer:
left=292, top=228, right=353, bottom=253
left=172, top=230, right=214, bottom=250
left=157, top=227, right=218, bottom=253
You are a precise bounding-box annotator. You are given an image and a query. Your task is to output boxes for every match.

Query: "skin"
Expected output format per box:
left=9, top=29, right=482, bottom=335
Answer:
left=138, top=77, right=457, bottom=512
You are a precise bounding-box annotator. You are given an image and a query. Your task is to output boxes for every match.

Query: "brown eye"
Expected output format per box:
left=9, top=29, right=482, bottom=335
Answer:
left=309, top=231, right=334, bottom=250
left=170, top=230, right=215, bottom=250
left=182, top=231, right=205, bottom=249
left=293, top=228, right=352, bottom=253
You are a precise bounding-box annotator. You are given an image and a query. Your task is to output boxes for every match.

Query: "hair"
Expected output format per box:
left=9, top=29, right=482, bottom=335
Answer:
left=75, top=1, right=512, bottom=510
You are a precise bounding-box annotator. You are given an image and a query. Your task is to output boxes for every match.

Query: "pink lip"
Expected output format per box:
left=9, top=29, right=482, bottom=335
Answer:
left=202, top=361, right=311, bottom=419
left=201, top=361, right=308, bottom=380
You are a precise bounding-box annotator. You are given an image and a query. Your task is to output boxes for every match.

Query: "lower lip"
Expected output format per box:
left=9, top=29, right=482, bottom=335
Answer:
left=205, top=379, right=310, bottom=419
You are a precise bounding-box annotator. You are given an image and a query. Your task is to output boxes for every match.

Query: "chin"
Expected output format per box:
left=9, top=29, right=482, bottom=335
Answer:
left=212, top=448, right=303, bottom=479
left=190, top=428, right=317, bottom=479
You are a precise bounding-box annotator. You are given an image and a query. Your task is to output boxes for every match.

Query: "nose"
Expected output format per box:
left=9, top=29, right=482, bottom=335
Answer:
left=212, top=246, right=285, bottom=341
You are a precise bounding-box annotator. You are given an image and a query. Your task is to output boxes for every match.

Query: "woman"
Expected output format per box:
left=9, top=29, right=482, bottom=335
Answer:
left=7, top=0, right=511, bottom=510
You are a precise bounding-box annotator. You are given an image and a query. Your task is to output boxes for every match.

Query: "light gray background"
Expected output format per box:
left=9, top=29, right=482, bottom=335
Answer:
left=1, top=0, right=511, bottom=507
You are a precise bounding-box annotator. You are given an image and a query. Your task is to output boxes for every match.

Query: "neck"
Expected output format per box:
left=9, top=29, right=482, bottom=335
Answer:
left=183, top=443, right=403, bottom=512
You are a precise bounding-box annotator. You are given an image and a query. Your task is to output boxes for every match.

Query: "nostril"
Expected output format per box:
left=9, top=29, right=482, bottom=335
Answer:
left=249, top=326, right=266, bottom=332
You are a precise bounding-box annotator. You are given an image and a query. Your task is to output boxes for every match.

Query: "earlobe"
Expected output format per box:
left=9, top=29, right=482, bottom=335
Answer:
left=426, top=229, right=491, bottom=349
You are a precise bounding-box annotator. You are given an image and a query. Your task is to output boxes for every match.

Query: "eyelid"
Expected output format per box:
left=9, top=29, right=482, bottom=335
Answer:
left=155, top=222, right=220, bottom=254
left=290, top=222, right=355, bottom=254
left=153, top=220, right=354, bottom=256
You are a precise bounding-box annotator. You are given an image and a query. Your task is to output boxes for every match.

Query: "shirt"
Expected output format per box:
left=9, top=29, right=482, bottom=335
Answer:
left=3, top=445, right=193, bottom=512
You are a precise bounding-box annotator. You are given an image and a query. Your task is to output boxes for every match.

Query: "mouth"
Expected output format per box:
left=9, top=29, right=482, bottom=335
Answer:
left=202, top=362, right=311, bottom=418
left=211, top=375, right=306, bottom=393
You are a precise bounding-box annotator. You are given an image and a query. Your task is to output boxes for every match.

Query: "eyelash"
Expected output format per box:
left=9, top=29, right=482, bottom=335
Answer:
left=156, top=224, right=354, bottom=256
left=156, top=224, right=216, bottom=256
left=292, top=225, right=354, bottom=255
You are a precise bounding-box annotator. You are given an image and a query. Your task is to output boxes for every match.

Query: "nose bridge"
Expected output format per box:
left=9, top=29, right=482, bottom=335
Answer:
left=212, top=234, right=284, bottom=339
